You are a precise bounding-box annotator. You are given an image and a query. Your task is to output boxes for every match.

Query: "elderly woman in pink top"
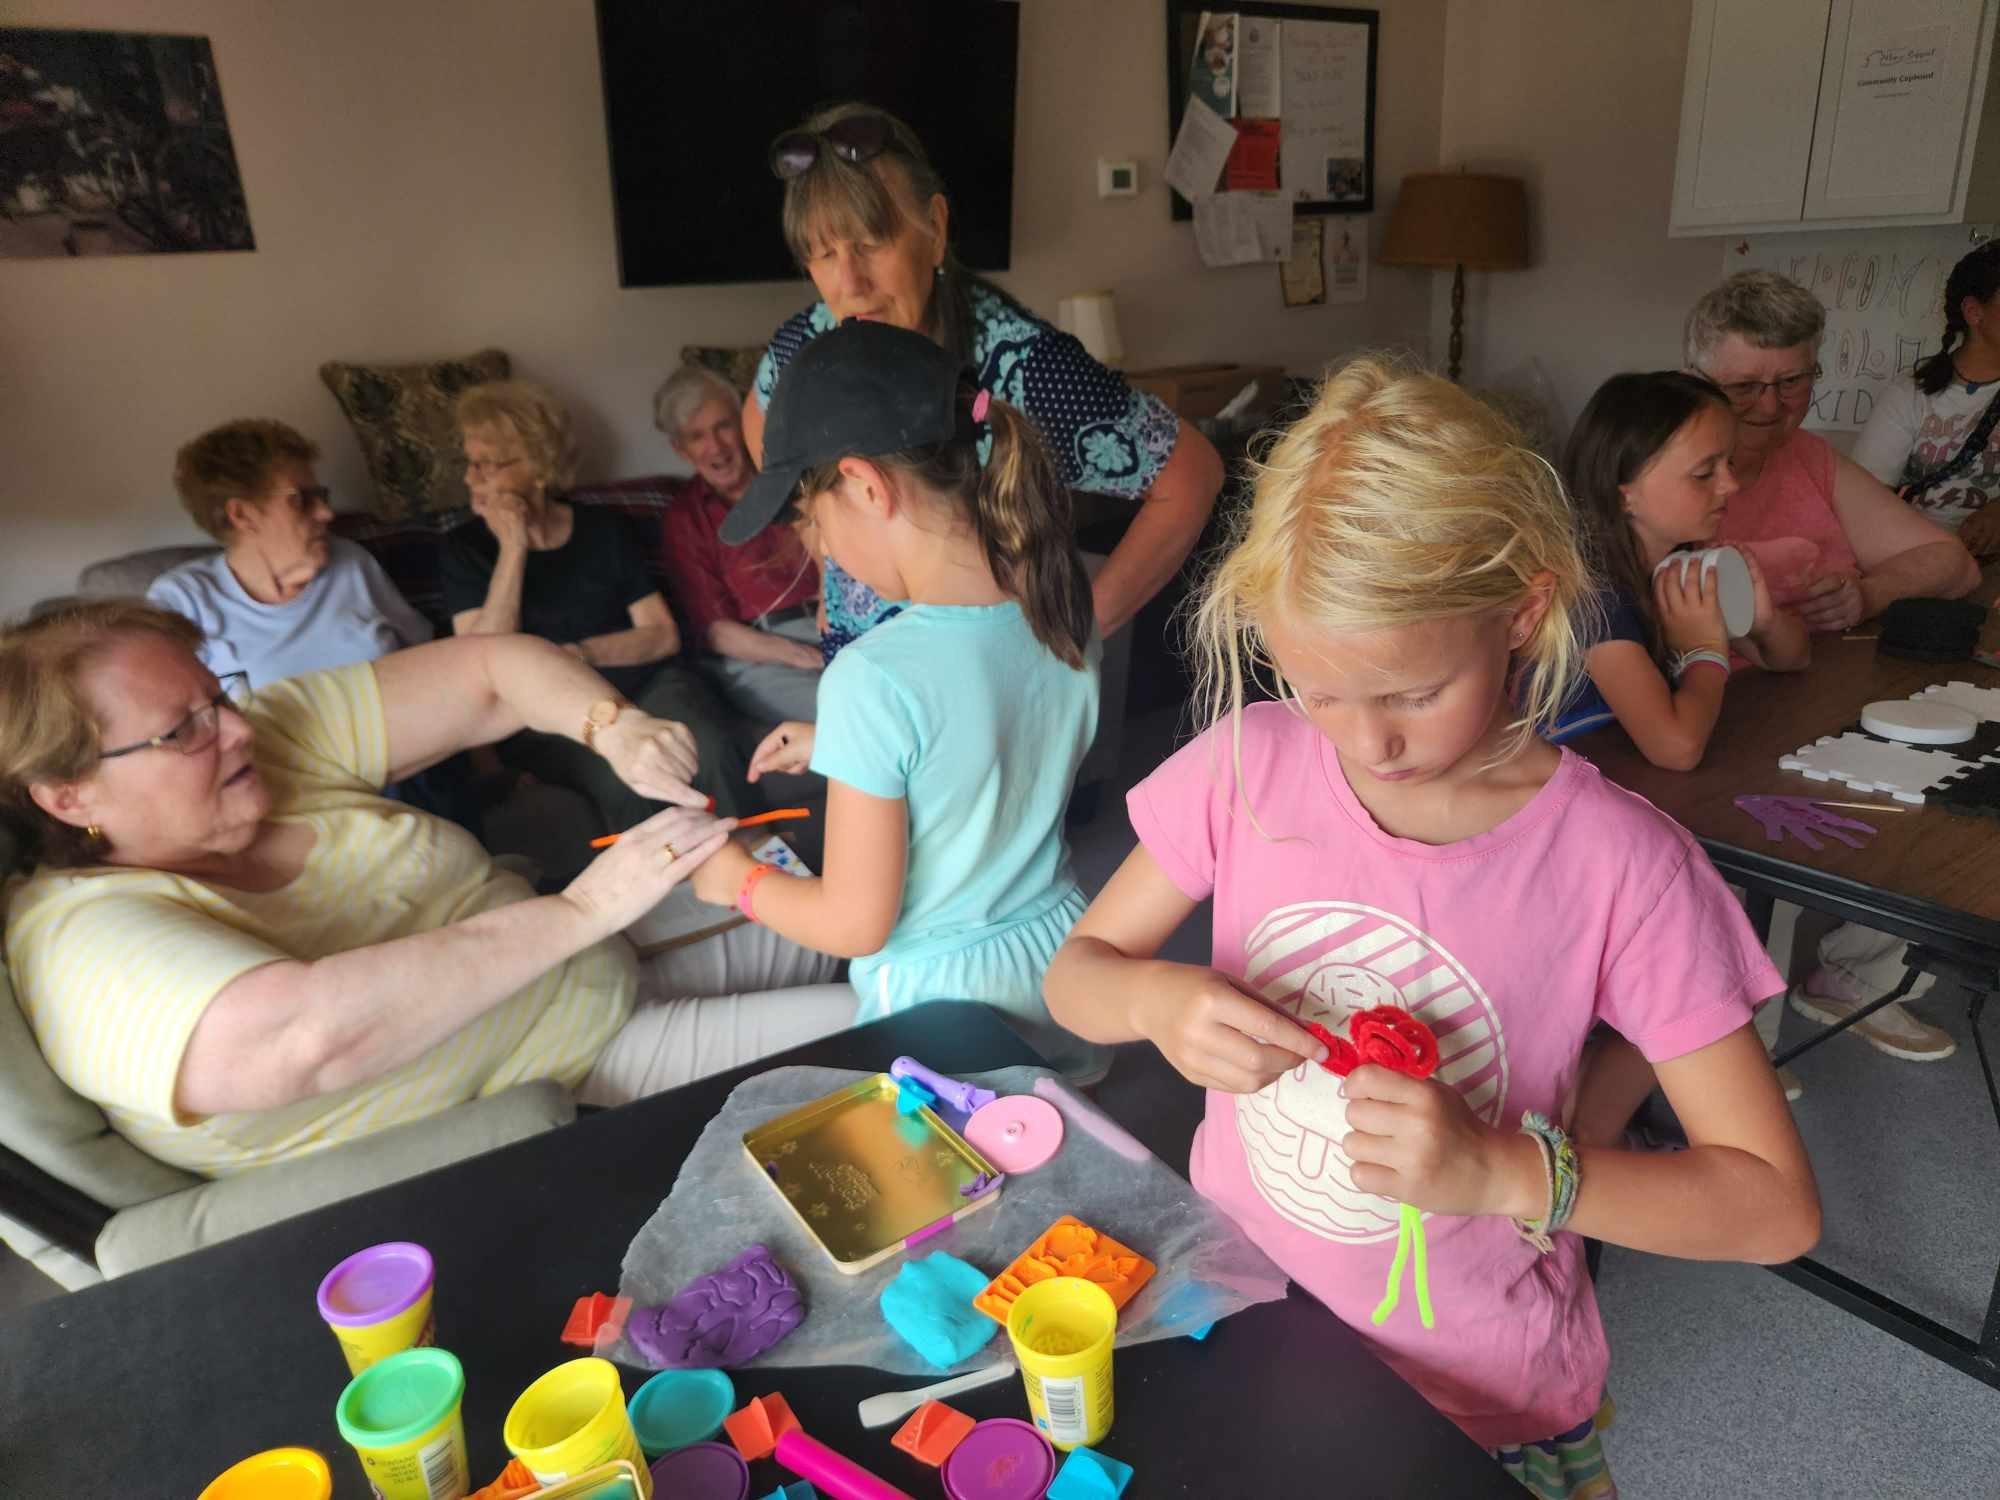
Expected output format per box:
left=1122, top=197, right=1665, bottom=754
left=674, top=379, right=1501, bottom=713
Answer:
left=1684, top=271, right=1980, bottom=632
left=1684, top=271, right=1983, bottom=1070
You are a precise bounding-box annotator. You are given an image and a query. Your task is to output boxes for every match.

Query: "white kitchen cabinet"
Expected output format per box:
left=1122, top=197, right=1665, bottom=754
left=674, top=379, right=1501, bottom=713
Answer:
left=1670, top=0, right=2000, bottom=235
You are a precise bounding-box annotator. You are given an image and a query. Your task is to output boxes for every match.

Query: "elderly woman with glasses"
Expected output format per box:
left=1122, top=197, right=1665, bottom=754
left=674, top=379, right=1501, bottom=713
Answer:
left=444, top=379, right=758, bottom=832
left=1685, top=271, right=1980, bottom=633
left=741, top=102, right=1224, bottom=658
left=146, top=419, right=432, bottom=687
left=0, top=600, right=850, bottom=1178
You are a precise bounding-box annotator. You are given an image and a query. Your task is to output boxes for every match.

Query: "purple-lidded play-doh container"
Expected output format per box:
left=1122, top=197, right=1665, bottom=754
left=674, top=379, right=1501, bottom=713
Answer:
left=316, top=1242, right=436, bottom=1375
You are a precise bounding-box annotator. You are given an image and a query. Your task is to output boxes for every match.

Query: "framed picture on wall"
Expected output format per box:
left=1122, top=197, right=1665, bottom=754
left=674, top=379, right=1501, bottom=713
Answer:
left=0, top=26, right=255, bottom=259
left=1165, top=1, right=1377, bottom=221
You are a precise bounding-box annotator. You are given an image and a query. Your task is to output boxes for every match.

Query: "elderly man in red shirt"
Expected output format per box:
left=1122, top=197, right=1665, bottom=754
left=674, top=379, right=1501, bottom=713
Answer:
left=653, top=365, right=824, bottom=728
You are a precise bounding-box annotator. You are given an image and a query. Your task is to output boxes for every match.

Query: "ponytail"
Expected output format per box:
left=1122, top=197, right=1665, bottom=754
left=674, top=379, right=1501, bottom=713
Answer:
left=1916, top=241, right=2000, bottom=396
left=969, top=399, right=1094, bottom=669
left=800, top=390, right=1095, bottom=670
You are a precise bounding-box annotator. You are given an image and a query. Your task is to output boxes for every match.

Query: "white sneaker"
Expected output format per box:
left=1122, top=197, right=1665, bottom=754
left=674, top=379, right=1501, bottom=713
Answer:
left=1789, top=971, right=1956, bottom=1063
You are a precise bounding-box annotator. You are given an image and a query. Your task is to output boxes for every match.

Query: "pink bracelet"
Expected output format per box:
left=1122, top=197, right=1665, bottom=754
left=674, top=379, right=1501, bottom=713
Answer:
left=737, top=862, right=779, bottom=922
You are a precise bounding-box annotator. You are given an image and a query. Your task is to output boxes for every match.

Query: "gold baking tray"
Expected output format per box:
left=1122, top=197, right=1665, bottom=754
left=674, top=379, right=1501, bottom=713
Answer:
left=743, top=1073, right=1001, bottom=1275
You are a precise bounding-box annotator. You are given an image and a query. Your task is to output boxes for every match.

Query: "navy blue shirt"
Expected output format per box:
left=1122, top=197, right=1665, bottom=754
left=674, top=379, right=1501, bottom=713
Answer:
left=1548, top=586, right=1651, bottom=743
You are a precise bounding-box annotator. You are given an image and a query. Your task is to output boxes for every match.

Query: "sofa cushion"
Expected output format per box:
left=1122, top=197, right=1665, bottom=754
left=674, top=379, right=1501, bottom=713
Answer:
left=77, top=545, right=219, bottom=600
left=679, top=344, right=764, bottom=395
left=0, top=826, right=201, bottom=1212
left=319, top=348, right=510, bottom=522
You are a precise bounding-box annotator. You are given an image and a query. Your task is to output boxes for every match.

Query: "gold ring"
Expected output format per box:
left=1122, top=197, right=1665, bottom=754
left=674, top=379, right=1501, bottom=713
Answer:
left=662, top=842, right=679, bottom=862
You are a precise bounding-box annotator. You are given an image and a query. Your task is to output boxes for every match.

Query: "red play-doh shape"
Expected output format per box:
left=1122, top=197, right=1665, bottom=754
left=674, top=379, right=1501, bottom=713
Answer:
left=1350, top=1006, right=1439, bottom=1079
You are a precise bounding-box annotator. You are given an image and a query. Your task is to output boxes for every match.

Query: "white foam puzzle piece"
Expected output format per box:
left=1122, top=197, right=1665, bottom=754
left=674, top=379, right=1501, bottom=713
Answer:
left=1915, top=681, right=2000, bottom=724
left=1778, top=733, right=1975, bottom=805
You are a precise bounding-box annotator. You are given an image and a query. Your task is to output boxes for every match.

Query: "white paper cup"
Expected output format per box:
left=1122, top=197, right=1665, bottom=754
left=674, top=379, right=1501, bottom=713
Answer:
left=1653, top=546, right=1754, bottom=638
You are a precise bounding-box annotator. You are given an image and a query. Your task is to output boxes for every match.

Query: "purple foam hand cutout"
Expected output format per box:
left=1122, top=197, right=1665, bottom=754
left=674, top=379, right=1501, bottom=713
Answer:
left=1734, top=795, right=1876, bottom=852
left=627, top=1244, right=805, bottom=1368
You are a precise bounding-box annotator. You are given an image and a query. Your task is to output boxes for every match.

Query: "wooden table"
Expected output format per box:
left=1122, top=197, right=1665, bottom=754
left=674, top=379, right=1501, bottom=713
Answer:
left=0, top=1006, right=1517, bottom=1498
left=1573, top=580, right=2000, bottom=1389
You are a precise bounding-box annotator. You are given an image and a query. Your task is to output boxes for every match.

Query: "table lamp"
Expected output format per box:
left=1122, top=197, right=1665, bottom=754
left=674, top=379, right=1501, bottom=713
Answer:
left=1057, top=291, right=1124, bottom=367
left=1377, top=172, right=1529, bottom=383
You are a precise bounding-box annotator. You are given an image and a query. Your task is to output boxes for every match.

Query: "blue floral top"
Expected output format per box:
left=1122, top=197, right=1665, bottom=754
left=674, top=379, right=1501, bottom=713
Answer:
left=754, top=283, right=1182, bottom=658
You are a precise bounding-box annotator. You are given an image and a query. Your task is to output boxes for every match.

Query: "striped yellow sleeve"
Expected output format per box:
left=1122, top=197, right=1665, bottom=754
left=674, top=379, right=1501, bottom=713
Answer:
left=248, top=663, right=389, bottom=793
left=8, top=886, right=287, bottom=1128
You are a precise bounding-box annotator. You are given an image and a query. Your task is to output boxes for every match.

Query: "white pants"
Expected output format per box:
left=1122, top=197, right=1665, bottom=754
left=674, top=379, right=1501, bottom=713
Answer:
left=579, top=923, right=854, bottom=1106
left=699, top=616, right=824, bottom=728
left=1816, top=922, right=1934, bottom=1002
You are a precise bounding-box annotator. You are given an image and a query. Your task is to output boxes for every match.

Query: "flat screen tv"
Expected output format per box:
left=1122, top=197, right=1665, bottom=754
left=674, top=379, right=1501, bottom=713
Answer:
left=595, top=1, right=1020, bottom=288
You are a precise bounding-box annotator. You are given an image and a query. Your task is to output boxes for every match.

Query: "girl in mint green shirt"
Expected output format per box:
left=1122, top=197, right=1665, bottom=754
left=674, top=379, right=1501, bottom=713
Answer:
left=691, top=320, right=1103, bottom=1077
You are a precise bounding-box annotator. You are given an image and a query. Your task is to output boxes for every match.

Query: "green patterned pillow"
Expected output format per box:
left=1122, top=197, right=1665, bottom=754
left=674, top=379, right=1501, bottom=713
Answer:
left=319, top=349, right=510, bottom=521
left=679, top=344, right=764, bottom=395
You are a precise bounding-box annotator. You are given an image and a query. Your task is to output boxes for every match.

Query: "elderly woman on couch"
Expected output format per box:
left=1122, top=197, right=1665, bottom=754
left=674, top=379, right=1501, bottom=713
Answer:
left=146, top=418, right=432, bottom=685
left=444, top=379, right=758, bottom=829
left=0, top=600, right=848, bottom=1178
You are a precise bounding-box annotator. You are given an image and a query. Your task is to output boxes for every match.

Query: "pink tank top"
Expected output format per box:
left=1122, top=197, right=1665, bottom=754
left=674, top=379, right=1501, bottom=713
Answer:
left=1714, top=429, right=1860, bottom=612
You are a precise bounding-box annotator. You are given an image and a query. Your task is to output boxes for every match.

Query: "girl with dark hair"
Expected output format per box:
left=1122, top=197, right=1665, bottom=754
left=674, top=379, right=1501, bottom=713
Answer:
left=1852, top=240, right=2000, bottom=557
left=1552, top=371, right=1808, bottom=766
left=694, top=320, right=1104, bottom=1078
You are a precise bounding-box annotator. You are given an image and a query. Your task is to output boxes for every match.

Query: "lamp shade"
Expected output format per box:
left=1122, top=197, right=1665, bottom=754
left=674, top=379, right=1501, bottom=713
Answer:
left=1056, top=291, right=1124, bottom=366
left=1377, top=173, right=1529, bottom=271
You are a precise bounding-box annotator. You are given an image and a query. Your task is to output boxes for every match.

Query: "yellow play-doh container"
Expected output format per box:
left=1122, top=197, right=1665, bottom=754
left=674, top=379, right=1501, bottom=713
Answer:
left=317, top=1241, right=436, bottom=1376
left=1005, top=1275, right=1117, bottom=1451
left=197, top=1447, right=333, bottom=1500
left=504, top=1357, right=652, bottom=1499
left=334, top=1346, right=470, bottom=1500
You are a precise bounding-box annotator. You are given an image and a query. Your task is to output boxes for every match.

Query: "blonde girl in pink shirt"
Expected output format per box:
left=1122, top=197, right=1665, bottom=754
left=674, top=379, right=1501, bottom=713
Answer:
left=1044, top=358, right=1819, bottom=1499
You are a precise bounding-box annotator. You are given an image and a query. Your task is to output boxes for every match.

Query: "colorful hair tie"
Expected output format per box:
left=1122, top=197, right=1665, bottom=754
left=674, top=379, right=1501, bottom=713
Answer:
left=970, top=388, right=991, bottom=423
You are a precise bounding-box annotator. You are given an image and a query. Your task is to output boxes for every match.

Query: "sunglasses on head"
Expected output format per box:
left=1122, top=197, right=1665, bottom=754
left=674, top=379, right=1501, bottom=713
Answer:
left=768, top=113, right=895, bottom=180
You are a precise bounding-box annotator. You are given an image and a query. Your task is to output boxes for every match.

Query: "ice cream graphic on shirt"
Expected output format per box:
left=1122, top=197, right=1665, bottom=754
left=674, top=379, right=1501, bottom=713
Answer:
left=1235, top=901, right=1509, bottom=1244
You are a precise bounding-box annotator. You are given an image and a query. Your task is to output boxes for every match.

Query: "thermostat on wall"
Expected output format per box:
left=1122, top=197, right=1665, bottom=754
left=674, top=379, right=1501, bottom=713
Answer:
left=1097, top=159, right=1139, bottom=198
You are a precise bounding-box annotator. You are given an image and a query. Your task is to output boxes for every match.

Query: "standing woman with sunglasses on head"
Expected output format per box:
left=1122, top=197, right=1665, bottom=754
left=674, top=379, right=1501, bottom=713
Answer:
left=1684, top=271, right=1979, bottom=633
left=742, top=102, right=1224, bottom=658
left=1852, top=240, right=2000, bottom=560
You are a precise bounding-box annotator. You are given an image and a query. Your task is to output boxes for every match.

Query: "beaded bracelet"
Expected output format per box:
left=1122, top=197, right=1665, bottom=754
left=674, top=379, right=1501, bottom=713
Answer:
left=1672, top=647, right=1731, bottom=681
left=1512, top=1111, right=1580, bottom=1254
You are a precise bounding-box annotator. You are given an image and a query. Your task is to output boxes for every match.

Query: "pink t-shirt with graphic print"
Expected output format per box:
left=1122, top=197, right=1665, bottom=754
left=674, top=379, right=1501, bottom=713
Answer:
left=1714, top=428, right=1861, bottom=613
left=1126, top=703, right=1782, bottom=1448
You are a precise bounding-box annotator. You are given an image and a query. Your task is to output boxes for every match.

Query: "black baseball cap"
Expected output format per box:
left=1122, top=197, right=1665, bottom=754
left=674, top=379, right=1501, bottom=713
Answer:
left=721, top=318, right=973, bottom=545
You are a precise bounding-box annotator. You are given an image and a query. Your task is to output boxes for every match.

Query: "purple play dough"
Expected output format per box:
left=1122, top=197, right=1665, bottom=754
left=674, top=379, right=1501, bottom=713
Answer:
left=628, top=1244, right=806, bottom=1368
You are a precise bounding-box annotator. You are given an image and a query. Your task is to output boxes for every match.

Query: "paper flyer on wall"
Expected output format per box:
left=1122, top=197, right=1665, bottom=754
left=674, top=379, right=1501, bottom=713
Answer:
left=1326, top=220, right=1367, bottom=303
left=1166, top=94, right=1238, bottom=202
left=1280, top=217, right=1324, bottom=306
left=1237, top=15, right=1281, bottom=117
left=1189, top=11, right=1239, bottom=118
left=1280, top=19, right=1369, bottom=205
left=1225, top=119, right=1280, bottom=191
left=1194, top=191, right=1292, bottom=268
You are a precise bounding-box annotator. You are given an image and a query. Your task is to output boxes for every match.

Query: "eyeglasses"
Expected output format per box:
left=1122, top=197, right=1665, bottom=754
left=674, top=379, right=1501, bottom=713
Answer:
left=285, top=484, right=332, bottom=510
left=463, top=455, right=525, bottom=479
left=768, top=114, right=894, bottom=180
left=1713, top=365, right=1820, bottom=407
left=99, top=673, right=252, bottom=759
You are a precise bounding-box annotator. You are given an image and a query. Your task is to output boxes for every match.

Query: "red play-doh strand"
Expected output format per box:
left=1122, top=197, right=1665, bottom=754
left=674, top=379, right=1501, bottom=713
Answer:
left=1301, top=1021, right=1360, bottom=1076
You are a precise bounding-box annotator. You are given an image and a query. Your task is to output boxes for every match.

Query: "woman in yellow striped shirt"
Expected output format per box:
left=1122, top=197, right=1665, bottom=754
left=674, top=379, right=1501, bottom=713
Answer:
left=0, top=599, right=851, bottom=1177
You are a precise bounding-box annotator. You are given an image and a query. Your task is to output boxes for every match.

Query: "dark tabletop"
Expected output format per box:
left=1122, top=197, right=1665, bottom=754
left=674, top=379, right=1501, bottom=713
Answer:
left=0, top=1004, right=1515, bottom=1498
left=1574, top=572, right=2000, bottom=958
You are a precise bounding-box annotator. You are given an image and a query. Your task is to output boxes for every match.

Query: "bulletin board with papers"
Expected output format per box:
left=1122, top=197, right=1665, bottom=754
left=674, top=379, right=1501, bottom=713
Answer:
left=1165, top=2, right=1377, bottom=223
